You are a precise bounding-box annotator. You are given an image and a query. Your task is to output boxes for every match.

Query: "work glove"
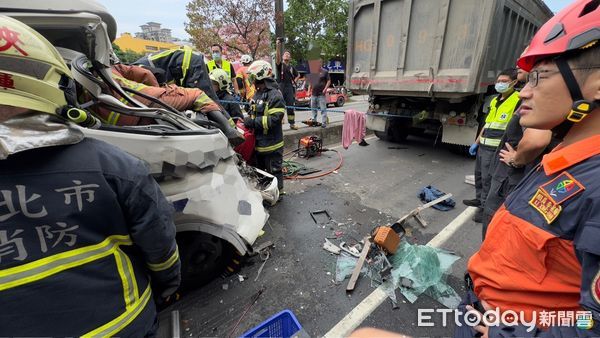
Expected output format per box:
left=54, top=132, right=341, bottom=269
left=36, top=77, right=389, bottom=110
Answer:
left=469, top=143, right=479, bottom=156
left=243, top=116, right=255, bottom=129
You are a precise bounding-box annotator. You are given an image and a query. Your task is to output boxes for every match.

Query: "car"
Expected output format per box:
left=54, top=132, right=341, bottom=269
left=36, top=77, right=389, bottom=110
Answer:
left=2, top=0, right=278, bottom=289
left=295, top=80, right=348, bottom=108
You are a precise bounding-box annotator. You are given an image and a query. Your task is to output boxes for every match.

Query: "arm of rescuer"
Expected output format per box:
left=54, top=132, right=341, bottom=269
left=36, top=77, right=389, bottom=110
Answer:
left=121, top=158, right=181, bottom=300
left=244, top=91, right=285, bottom=133
left=499, top=128, right=552, bottom=168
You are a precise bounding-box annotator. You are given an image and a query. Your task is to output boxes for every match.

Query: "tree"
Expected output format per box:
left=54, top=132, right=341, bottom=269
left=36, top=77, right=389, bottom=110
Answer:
left=112, top=43, right=145, bottom=64
left=284, top=0, right=348, bottom=62
left=185, top=0, right=273, bottom=59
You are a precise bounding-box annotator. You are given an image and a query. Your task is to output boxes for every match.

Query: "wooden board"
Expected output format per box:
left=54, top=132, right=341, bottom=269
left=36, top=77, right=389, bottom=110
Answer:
left=346, top=237, right=371, bottom=292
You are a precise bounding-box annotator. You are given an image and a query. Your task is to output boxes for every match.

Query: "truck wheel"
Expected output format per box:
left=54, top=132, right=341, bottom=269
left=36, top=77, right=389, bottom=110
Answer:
left=335, top=96, right=345, bottom=107
left=389, top=120, right=409, bottom=142
left=374, top=120, right=409, bottom=142
left=374, top=130, right=391, bottom=141
left=177, top=231, right=233, bottom=290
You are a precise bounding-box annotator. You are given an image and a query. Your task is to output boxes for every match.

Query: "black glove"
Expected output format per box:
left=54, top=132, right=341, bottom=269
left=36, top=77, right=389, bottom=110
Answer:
left=244, top=116, right=255, bottom=129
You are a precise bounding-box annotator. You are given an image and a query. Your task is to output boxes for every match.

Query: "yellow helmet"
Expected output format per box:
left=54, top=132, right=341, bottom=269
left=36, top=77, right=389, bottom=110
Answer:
left=0, top=15, right=73, bottom=115
left=209, top=68, right=231, bottom=91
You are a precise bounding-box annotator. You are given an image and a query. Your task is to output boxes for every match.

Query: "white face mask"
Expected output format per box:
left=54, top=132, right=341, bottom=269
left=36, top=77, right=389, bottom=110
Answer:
left=495, top=82, right=512, bottom=93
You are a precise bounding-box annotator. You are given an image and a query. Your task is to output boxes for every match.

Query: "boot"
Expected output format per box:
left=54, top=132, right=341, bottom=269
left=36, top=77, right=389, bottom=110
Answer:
left=206, top=110, right=245, bottom=146
left=463, top=198, right=481, bottom=207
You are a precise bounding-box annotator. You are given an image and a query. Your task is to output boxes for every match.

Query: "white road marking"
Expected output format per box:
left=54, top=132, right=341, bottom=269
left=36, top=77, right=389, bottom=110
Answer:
left=323, top=206, right=478, bottom=338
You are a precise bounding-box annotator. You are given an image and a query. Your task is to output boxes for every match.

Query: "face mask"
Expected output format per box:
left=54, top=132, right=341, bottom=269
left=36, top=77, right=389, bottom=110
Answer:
left=495, top=82, right=512, bottom=93
left=212, top=52, right=221, bottom=61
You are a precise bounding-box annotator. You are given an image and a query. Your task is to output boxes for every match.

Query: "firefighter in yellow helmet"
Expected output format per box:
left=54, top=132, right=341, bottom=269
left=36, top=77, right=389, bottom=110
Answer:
left=0, top=15, right=180, bottom=336
left=210, top=68, right=242, bottom=119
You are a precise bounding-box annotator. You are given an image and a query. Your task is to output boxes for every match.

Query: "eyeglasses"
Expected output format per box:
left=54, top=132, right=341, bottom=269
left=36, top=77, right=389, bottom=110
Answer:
left=527, top=66, right=600, bottom=88
left=526, top=69, right=560, bottom=87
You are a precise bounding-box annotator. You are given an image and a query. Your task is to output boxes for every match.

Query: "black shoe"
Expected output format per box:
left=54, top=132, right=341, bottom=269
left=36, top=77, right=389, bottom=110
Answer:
left=462, top=198, right=481, bottom=207
left=358, top=139, right=369, bottom=146
left=472, top=210, right=484, bottom=223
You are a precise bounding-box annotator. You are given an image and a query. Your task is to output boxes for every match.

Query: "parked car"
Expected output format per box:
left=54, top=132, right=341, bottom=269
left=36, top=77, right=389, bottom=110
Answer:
left=295, top=79, right=348, bottom=108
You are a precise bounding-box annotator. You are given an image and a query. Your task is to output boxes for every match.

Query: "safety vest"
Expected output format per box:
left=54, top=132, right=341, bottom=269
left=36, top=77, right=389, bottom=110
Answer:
left=207, top=59, right=232, bottom=78
left=480, top=91, right=520, bottom=147
left=0, top=138, right=179, bottom=336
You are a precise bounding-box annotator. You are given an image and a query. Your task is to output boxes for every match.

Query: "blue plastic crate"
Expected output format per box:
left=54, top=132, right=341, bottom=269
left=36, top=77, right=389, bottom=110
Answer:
left=241, top=310, right=302, bottom=338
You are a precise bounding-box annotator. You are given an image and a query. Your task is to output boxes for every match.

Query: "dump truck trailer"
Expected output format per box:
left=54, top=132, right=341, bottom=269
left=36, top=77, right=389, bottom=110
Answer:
left=346, top=0, right=553, bottom=147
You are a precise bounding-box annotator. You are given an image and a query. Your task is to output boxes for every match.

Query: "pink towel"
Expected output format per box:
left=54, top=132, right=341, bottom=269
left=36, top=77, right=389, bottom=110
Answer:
left=342, top=109, right=366, bottom=149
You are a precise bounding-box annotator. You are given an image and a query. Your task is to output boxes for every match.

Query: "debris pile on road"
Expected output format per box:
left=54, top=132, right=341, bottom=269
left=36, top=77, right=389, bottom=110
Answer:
left=334, top=239, right=461, bottom=308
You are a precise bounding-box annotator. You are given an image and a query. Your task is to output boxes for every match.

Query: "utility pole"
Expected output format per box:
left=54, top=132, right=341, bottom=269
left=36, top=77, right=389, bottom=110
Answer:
left=275, top=0, right=284, bottom=81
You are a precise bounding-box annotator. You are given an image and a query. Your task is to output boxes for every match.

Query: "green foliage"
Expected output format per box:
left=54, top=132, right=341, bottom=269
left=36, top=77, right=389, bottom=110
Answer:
left=112, top=43, right=145, bottom=64
left=284, top=0, right=348, bottom=62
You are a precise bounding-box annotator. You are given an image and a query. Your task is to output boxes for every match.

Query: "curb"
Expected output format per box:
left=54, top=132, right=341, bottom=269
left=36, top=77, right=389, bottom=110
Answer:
left=282, top=122, right=373, bottom=152
left=283, top=122, right=343, bottom=152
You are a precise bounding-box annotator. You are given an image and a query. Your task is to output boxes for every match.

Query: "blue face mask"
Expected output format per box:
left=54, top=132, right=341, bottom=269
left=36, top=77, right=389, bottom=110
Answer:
left=212, top=52, right=221, bottom=61
left=495, top=82, right=512, bottom=93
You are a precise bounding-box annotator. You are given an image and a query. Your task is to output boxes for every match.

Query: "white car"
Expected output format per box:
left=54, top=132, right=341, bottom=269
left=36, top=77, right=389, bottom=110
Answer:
left=2, top=0, right=278, bottom=288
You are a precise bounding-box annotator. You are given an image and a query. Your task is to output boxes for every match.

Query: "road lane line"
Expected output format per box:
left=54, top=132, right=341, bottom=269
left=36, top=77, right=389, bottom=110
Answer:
left=323, top=206, right=478, bottom=338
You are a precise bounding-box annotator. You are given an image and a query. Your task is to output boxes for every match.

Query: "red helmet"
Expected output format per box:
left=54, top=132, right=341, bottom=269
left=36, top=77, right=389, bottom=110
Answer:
left=517, top=0, right=600, bottom=71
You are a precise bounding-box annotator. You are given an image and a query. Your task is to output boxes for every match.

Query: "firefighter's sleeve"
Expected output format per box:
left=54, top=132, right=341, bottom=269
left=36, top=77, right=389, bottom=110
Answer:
left=192, top=90, right=221, bottom=114
left=186, top=57, right=220, bottom=102
left=487, top=214, right=600, bottom=337
left=251, top=94, right=285, bottom=134
left=123, top=160, right=181, bottom=299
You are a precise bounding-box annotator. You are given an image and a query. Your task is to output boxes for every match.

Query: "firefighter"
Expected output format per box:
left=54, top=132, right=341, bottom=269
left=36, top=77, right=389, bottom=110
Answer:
left=463, top=69, right=521, bottom=223
left=210, top=68, right=243, bottom=119
left=104, top=63, right=244, bottom=146
left=134, top=45, right=219, bottom=102
left=0, top=15, right=180, bottom=336
left=236, top=54, right=256, bottom=102
left=243, top=60, right=286, bottom=191
left=462, top=1, right=600, bottom=336
left=206, top=44, right=239, bottom=96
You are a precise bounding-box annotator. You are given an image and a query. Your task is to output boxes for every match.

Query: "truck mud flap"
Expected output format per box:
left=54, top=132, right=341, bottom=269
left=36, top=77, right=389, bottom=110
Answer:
left=366, top=114, right=387, bottom=132
left=442, top=124, right=478, bottom=146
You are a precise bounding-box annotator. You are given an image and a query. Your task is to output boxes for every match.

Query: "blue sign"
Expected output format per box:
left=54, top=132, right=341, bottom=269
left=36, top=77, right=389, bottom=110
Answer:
left=325, top=60, right=345, bottom=73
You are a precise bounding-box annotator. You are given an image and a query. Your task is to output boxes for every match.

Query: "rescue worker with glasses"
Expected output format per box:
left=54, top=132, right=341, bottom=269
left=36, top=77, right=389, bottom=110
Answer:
left=460, top=0, right=600, bottom=336
left=0, top=15, right=180, bottom=336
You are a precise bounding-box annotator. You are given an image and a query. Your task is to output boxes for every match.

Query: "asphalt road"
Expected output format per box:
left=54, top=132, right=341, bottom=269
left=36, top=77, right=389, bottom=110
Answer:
left=159, top=131, right=484, bottom=338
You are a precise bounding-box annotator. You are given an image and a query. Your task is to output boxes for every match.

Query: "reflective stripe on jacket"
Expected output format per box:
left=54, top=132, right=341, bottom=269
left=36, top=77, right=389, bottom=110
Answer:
left=0, top=138, right=180, bottom=336
left=207, top=59, right=232, bottom=77
left=480, top=91, right=520, bottom=147
left=134, top=47, right=219, bottom=102
left=250, top=79, right=285, bottom=153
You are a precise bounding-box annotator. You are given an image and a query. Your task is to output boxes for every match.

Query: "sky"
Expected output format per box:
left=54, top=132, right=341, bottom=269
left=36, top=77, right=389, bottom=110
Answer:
left=98, top=0, right=574, bottom=41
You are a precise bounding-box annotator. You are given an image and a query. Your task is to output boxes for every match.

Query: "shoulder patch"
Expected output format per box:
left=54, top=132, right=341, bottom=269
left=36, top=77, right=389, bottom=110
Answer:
left=593, top=270, right=600, bottom=305
left=529, top=189, right=562, bottom=224
left=540, top=171, right=585, bottom=204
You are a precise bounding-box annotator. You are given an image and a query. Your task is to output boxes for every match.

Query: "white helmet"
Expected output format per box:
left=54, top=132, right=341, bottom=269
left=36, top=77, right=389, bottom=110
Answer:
left=209, top=68, right=231, bottom=91
left=240, top=54, right=253, bottom=64
left=247, top=60, right=273, bottom=83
